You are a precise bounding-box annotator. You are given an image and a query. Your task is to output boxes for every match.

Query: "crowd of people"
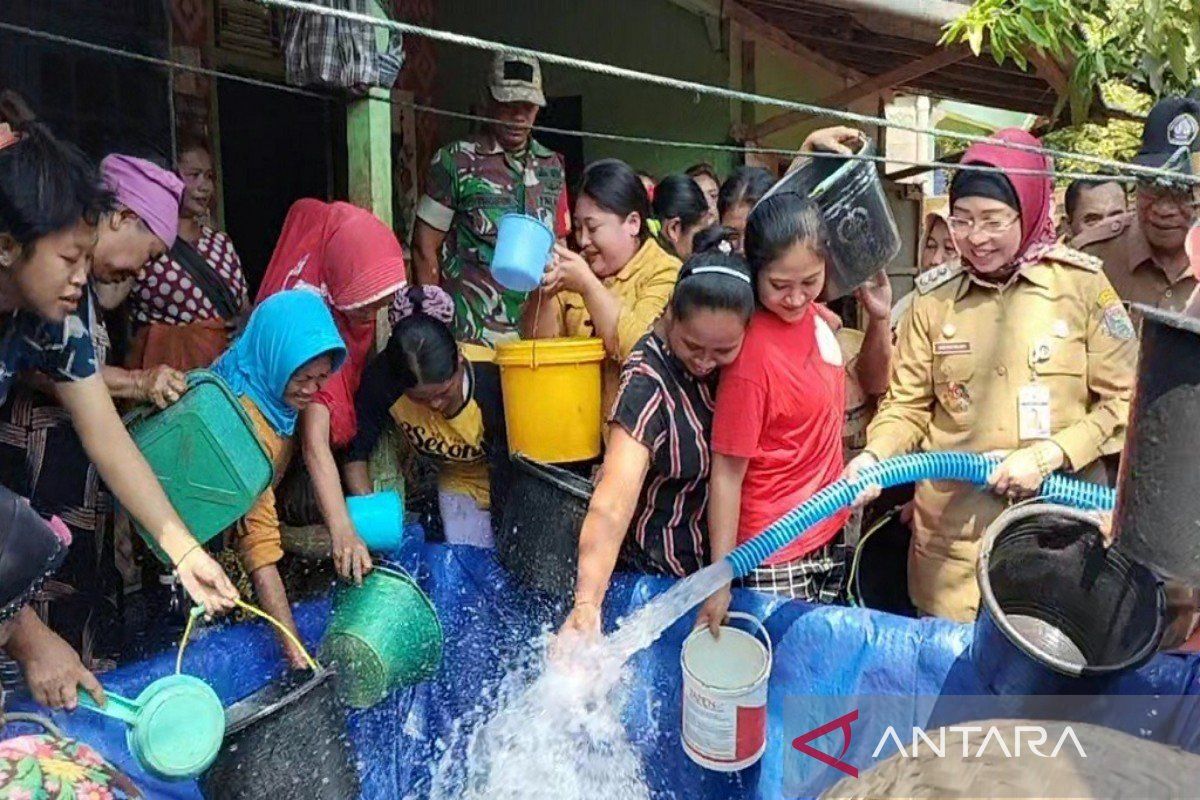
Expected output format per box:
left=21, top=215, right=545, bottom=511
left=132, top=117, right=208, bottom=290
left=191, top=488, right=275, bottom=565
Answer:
left=1, top=51, right=1199, bottom=795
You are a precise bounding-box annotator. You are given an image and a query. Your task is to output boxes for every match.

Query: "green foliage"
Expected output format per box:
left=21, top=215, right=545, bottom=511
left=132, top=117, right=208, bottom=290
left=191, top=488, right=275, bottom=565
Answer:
left=1042, top=82, right=1149, bottom=176
left=942, top=0, right=1199, bottom=124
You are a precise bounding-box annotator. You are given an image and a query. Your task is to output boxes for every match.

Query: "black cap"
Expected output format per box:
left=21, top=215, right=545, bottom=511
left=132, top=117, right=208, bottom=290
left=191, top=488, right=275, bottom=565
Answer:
left=1134, top=96, right=1200, bottom=173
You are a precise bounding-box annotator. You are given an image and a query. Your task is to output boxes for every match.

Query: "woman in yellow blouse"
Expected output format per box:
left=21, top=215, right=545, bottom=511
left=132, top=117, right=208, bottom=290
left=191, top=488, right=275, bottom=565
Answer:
left=212, top=290, right=346, bottom=668
left=521, top=159, right=682, bottom=418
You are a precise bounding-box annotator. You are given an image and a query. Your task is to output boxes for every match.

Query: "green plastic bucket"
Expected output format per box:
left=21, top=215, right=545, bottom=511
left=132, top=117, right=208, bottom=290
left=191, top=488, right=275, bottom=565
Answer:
left=320, top=565, right=443, bottom=708
left=126, top=370, right=273, bottom=563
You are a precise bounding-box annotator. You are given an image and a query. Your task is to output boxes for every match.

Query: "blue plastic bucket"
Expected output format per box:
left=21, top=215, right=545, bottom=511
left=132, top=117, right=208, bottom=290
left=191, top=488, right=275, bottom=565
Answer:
left=347, top=491, right=404, bottom=552
left=492, top=213, right=553, bottom=292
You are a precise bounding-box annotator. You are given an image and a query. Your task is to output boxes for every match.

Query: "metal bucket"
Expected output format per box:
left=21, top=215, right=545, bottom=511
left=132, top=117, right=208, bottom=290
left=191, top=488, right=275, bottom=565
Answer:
left=973, top=503, right=1164, bottom=694
left=680, top=612, right=772, bottom=772
left=1113, top=305, right=1200, bottom=586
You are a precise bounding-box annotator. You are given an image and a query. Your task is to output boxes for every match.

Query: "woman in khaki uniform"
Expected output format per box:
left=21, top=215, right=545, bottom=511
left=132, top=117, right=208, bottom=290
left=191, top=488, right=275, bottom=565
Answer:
left=847, top=129, right=1137, bottom=621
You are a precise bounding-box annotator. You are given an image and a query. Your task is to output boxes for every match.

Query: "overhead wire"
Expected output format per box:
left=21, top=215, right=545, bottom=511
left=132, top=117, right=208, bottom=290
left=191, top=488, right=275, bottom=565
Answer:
left=0, top=20, right=1161, bottom=184
left=256, top=0, right=1197, bottom=185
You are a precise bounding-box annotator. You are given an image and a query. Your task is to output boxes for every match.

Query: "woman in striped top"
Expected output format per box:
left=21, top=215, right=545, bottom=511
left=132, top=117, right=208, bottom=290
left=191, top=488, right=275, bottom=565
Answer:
left=559, top=228, right=755, bottom=639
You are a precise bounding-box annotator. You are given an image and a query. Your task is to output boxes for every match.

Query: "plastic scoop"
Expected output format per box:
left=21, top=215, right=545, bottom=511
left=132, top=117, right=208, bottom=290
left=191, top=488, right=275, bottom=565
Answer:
left=79, top=673, right=224, bottom=780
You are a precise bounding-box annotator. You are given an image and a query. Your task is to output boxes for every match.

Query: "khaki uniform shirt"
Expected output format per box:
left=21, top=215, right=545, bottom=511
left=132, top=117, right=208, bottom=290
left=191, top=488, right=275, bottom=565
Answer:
left=1073, top=212, right=1196, bottom=314
left=553, top=238, right=681, bottom=421
left=865, top=247, right=1137, bottom=621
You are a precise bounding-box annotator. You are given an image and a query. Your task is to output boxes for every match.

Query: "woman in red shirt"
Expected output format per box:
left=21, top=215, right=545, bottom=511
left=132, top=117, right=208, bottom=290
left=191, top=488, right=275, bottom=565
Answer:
left=697, top=188, right=892, bottom=631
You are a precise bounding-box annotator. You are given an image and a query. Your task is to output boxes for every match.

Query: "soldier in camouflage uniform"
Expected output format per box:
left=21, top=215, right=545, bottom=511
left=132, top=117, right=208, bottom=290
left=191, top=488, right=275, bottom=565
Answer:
left=412, top=53, right=569, bottom=345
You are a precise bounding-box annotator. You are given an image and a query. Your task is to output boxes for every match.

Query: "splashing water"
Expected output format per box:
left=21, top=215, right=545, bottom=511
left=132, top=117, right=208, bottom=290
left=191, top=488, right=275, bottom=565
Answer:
left=428, top=561, right=736, bottom=799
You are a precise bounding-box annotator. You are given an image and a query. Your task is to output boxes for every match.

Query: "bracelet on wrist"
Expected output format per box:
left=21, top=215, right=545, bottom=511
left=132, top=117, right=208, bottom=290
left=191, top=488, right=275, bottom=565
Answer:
left=173, top=542, right=202, bottom=571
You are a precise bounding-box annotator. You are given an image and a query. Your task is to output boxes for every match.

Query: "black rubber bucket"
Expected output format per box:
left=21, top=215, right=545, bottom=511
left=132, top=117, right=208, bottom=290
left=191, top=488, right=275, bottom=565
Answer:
left=496, top=453, right=592, bottom=597
left=1113, top=305, right=1200, bottom=586
left=972, top=504, right=1164, bottom=695
left=200, top=668, right=358, bottom=800
left=848, top=507, right=917, bottom=617
left=762, top=139, right=901, bottom=300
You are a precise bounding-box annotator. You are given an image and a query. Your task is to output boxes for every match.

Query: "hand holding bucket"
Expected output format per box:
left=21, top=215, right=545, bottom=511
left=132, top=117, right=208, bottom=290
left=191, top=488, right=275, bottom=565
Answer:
left=492, top=213, right=554, bottom=292
left=77, top=600, right=319, bottom=781
left=681, top=611, right=772, bottom=772
left=346, top=491, right=405, bottom=553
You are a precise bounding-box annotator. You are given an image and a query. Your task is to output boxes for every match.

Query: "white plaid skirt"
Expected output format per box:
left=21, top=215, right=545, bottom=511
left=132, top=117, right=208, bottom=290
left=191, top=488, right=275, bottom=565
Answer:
left=738, top=540, right=848, bottom=603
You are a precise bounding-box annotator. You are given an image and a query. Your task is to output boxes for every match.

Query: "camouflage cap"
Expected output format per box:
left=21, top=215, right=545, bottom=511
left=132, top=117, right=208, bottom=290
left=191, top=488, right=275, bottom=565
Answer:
left=488, top=52, right=545, bottom=107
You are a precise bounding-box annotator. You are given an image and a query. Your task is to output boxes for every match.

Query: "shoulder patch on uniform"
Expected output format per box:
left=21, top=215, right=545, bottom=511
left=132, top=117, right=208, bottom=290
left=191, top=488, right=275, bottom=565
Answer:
left=1044, top=244, right=1103, bottom=272
left=1097, top=287, right=1136, bottom=340
left=1070, top=213, right=1131, bottom=250
left=915, top=263, right=964, bottom=295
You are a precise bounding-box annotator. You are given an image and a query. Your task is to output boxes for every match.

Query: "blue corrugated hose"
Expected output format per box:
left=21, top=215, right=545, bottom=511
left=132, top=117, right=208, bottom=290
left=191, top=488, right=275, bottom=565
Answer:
left=724, top=451, right=1116, bottom=578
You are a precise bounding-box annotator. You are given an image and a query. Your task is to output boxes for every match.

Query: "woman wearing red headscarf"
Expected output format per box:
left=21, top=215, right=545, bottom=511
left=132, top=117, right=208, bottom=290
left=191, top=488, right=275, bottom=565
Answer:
left=257, top=199, right=406, bottom=582
left=847, top=129, right=1136, bottom=621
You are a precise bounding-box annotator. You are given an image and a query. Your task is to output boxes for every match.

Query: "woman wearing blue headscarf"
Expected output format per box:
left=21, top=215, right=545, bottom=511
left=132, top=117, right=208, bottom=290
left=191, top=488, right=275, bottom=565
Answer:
left=213, top=289, right=345, bottom=667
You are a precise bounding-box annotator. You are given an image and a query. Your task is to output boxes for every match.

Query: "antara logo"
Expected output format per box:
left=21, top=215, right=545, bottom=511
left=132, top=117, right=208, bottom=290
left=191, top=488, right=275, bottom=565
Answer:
left=792, top=710, right=859, bottom=778
left=792, top=711, right=1088, bottom=779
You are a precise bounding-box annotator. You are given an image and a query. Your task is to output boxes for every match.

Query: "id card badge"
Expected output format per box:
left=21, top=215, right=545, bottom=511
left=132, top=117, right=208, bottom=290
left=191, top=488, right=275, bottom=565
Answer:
left=1018, top=383, right=1052, bottom=440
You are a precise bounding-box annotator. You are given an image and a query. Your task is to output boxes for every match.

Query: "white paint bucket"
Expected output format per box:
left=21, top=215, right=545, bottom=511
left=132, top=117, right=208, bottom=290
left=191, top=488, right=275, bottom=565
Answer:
left=680, top=611, right=772, bottom=772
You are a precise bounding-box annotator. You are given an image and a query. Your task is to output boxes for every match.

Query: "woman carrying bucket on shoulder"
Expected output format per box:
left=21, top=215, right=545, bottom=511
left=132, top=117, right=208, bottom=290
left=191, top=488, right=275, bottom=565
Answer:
left=211, top=289, right=346, bottom=668
left=845, top=129, right=1136, bottom=623
left=520, top=159, right=682, bottom=422
left=650, top=175, right=714, bottom=261
left=696, top=184, right=893, bottom=630
left=558, top=228, right=754, bottom=639
left=343, top=286, right=510, bottom=548
left=256, top=199, right=407, bottom=586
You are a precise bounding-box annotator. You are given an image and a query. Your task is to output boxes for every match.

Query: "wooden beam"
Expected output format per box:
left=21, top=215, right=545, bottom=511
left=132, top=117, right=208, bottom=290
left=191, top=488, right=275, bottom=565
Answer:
left=1025, top=48, right=1069, bottom=97
left=724, top=0, right=863, bottom=82
left=749, top=44, right=971, bottom=139
left=885, top=149, right=963, bottom=182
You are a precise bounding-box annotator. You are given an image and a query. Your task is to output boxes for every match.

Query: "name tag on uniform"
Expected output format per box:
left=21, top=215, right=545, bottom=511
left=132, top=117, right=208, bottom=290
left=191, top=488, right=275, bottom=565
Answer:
left=1018, top=383, right=1052, bottom=440
left=934, top=341, right=971, bottom=355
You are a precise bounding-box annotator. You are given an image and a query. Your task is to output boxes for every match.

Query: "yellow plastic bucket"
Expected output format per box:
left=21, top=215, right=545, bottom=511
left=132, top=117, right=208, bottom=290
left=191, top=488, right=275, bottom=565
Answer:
left=495, top=337, right=606, bottom=463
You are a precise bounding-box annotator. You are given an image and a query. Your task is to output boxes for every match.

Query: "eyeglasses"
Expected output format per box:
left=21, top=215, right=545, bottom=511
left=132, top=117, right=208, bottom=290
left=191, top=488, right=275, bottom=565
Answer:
left=1138, top=183, right=1200, bottom=211
left=946, top=213, right=1020, bottom=238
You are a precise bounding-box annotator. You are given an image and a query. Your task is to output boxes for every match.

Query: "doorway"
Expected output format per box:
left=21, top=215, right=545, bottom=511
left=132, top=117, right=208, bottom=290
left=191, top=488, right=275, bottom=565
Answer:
left=216, top=78, right=346, bottom=295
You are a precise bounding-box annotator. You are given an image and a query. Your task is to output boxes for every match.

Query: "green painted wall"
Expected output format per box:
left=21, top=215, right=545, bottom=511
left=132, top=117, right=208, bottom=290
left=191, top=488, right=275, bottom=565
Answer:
left=432, top=0, right=736, bottom=177
left=752, top=37, right=847, bottom=152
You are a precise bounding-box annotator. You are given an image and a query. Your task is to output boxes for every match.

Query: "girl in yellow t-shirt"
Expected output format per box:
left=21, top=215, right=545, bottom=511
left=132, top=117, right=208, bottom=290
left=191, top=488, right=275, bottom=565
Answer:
left=343, top=287, right=508, bottom=546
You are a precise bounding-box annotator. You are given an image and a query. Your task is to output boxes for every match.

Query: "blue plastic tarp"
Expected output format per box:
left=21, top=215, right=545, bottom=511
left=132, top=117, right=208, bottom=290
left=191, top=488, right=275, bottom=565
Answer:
left=7, top=532, right=1200, bottom=799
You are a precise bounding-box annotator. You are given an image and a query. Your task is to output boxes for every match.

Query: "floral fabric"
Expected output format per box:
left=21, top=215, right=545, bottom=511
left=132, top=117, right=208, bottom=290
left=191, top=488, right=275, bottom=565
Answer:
left=0, top=734, right=141, bottom=799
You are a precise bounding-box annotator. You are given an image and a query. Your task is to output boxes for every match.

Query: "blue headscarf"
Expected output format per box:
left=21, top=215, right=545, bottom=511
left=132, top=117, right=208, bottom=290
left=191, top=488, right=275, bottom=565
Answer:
left=213, top=289, right=347, bottom=436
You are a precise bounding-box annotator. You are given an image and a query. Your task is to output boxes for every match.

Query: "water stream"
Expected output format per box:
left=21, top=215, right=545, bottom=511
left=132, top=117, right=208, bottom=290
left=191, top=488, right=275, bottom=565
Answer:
left=428, top=561, right=736, bottom=799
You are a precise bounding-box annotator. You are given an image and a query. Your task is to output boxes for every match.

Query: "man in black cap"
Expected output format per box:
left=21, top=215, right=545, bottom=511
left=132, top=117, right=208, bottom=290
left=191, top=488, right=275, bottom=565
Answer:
left=1073, top=95, right=1200, bottom=314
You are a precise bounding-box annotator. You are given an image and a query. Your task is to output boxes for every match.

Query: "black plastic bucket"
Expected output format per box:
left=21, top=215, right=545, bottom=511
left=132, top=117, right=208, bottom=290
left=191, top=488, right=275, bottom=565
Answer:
left=1113, top=305, right=1200, bottom=586
left=762, top=139, right=901, bottom=299
left=972, top=504, right=1164, bottom=695
left=848, top=507, right=917, bottom=617
left=200, top=668, right=358, bottom=800
left=496, top=453, right=593, bottom=597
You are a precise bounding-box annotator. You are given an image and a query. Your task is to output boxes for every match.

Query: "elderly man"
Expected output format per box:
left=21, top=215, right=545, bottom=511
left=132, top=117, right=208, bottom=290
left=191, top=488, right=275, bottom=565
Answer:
left=412, top=53, right=569, bottom=345
left=1074, top=96, right=1200, bottom=314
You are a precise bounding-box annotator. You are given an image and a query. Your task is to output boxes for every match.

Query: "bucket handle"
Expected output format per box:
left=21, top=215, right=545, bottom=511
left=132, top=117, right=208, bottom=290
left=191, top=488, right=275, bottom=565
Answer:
left=77, top=692, right=141, bottom=725
left=176, top=599, right=321, bottom=675
left=725, top=611, right=773, bottom=665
